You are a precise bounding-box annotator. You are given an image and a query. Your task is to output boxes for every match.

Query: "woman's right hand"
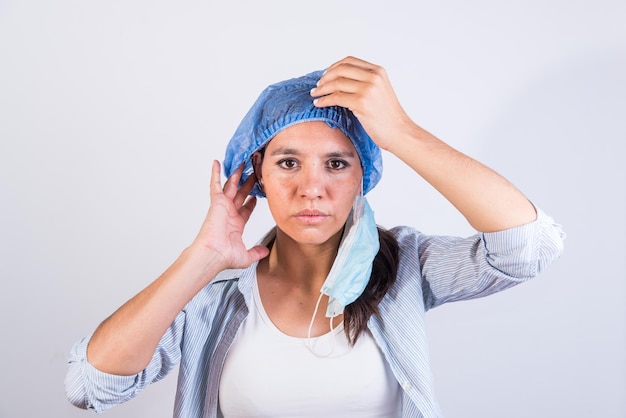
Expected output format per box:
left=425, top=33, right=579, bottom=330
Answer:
left=190, top=161, right=269, bottom=277
left=87, top=161, right=269, bottom=375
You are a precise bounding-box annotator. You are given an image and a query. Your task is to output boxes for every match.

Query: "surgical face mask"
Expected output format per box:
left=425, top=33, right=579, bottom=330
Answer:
left=321, top=195, right=380, bottom=318
left=306, top=194, right=380, bottom=356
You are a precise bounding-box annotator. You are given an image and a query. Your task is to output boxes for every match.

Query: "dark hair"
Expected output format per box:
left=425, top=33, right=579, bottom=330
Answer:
left=344, top=226, right=399, bottom=345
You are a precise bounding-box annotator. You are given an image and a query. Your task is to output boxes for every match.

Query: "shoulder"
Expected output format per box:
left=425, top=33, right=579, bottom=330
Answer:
left=386, top=225, right=429, bottom=264
left=387, top=225, right=423, bottom=247
left=385, top=225, right=426, bottom=285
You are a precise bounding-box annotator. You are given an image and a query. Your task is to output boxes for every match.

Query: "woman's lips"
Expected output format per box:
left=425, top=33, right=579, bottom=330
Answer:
left=294, top=209, right=328, bottom=224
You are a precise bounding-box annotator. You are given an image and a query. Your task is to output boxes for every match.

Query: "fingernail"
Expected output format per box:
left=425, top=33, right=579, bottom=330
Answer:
left=313, top=98, right=319, bottom=106
left=310, top=87, right=317, bottom=96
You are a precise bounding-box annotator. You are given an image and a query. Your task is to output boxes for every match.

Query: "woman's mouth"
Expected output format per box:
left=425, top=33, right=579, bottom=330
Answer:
left=294, top=209, right=329, bottom=224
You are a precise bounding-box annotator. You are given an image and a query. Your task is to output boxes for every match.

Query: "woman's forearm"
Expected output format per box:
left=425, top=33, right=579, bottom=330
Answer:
left=387, top=123, right=537, bottom=232
left=86, top=245, right=224, bottom=376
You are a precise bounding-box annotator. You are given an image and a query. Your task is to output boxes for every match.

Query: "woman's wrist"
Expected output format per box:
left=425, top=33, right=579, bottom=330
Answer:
left=172, top=244, right=228, bottom=290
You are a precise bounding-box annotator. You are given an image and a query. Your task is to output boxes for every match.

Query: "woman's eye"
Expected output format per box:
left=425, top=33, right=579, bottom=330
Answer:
left=277, top=158, right=298, bottom=169
left=328, top=159, right=348, bottom=170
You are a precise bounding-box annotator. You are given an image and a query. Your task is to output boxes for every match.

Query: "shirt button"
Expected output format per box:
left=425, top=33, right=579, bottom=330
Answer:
left=401, top=381, right=412, bottom=391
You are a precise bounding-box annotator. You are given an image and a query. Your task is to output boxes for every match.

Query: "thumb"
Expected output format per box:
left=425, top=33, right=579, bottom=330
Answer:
left=247, top=245, right=270, bottom=264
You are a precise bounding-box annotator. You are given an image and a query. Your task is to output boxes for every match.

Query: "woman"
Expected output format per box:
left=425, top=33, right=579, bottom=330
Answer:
left=65, top=57, right=565, bottom=417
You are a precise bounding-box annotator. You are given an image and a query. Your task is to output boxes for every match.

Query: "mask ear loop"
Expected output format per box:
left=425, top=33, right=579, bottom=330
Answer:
left=306, top=293, right=336, bottom=358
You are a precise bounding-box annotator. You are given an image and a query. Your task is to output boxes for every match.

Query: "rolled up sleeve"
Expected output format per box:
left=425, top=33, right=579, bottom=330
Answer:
left=65, top=311, right=185, bottom=413
left=418, top=207, right=565, bottom=310
left=483, top=207, right=565, bottom=279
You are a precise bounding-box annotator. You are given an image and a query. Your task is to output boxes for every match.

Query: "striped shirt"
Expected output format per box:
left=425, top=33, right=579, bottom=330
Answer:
left=65, top=208, right=565, bottom=417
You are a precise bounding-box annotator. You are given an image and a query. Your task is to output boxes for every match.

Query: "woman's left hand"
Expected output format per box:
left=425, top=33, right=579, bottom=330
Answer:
left=311, top=56, right=415, bottom=150
left=313, top=56, right=538, bottom=232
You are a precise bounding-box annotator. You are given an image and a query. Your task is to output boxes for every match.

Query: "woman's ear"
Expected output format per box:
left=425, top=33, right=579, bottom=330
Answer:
left=252, top=151, right=264, bottom=190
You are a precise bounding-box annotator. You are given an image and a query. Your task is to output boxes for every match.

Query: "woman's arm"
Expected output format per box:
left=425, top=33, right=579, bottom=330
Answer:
left=86, top=161, right=269, bottom=376
left=312, top=56, right=536, bottom=232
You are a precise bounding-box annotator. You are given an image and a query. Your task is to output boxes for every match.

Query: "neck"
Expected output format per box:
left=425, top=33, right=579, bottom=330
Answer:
left=261, top=227, right=342, bottom=292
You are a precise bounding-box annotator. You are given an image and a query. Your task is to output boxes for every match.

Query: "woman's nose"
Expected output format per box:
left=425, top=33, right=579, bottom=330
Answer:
left=298, top=165, right=325, bottom=199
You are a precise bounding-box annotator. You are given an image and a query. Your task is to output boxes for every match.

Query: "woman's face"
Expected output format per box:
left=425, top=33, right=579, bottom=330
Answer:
left=254, top=121, right=363, bottom=247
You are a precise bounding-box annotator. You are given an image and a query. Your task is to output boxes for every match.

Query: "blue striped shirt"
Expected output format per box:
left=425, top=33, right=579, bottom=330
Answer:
left=65, top=208, right=565, bottom=417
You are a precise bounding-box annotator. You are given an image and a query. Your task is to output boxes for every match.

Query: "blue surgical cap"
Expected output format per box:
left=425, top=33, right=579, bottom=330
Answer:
left=223, top=70, right=383, bottom=197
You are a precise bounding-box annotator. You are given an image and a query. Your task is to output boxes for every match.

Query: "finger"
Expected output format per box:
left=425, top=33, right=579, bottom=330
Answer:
left=223, top=163, right=244, bottom=200
left=210, top=160, right=223, bottom=196
left=318, top=64, right=368, bottom=88
left=311, top=76, right=366, bottom=99
left=233, top=171, right=256, bottom=208
left=319, top=58, right=381, bottom=86
left=313, top=91, right=361, bottom=113
left=324, top=56, right=377, bottom=75
left=238, top=195, right=257, bottom=223
left=246, top=245, right=270, bottom=263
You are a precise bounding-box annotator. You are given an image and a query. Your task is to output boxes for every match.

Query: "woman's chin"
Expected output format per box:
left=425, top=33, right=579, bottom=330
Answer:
left=276, top=226, right=343, bottom=248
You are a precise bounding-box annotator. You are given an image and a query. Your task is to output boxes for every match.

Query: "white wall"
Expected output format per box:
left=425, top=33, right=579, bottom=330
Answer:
left=0, top=1, right=624, bottom=417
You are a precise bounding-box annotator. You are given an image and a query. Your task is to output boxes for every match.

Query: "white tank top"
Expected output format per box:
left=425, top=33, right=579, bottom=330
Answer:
left=218, top=274, right=402, bottom=417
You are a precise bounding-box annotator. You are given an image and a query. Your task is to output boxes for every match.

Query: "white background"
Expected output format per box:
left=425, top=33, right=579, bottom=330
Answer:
left=0, top=1, right=624, bottom=417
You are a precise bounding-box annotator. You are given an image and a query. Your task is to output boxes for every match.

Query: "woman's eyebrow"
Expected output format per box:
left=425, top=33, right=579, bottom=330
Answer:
left=269, top=147, right=300, bottom=156
left=325, top=150, right=357, bottom=159
left=269, top=148, right=357, bottom=159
